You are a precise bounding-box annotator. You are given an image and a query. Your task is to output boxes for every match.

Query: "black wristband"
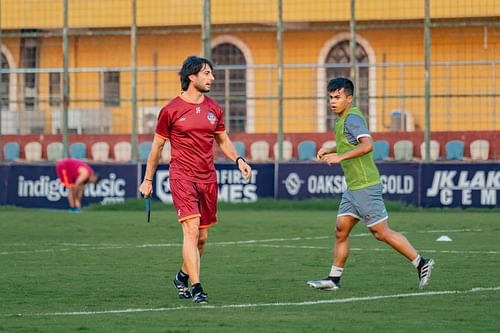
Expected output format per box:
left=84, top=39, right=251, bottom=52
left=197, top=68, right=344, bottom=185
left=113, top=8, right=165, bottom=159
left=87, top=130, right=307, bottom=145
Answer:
left=235, top=156, right=246, bottom=167
left=144, top=178, right=153, bottom=182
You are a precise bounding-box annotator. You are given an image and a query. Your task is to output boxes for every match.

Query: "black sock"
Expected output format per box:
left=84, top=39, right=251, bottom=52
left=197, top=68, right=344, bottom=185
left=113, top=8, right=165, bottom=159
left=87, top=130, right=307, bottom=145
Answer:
left=192, top=283, right=203, bottom=295
left=417, top=257, right=426, bottom=270
left=177, top=270, right=189, bottom=284
left=328, top=276, right=341, bottom=284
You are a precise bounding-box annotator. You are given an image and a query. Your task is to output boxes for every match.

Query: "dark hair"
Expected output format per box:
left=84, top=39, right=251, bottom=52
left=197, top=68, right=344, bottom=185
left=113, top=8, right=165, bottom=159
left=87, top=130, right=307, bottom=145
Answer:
left=86, top=173, right=101, bottom=185
left=179, top=56, right=214, bottom=91
left=327, top=77, right=354, bottom=96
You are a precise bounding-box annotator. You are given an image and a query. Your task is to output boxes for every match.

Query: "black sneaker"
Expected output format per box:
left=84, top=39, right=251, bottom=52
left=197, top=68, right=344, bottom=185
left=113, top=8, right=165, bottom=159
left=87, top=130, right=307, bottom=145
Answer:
left=173, top=275, right=192, bottom=299
left=192, top=291, right=208, bottom=304
left=417, top=258, right=434, bottom=289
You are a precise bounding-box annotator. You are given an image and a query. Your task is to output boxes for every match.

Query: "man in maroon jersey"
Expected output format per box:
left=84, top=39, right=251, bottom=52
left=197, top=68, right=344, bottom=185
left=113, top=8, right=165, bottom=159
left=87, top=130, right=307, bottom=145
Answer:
left=139, top=56, right=252, bottom=304
left=55, top=158, right=100, bottom=211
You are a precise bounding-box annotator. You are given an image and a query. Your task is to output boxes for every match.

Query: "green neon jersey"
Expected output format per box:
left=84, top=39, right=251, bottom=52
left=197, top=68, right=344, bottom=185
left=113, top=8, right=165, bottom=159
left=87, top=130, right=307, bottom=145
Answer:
left=335, top=107, right=380, bottom=190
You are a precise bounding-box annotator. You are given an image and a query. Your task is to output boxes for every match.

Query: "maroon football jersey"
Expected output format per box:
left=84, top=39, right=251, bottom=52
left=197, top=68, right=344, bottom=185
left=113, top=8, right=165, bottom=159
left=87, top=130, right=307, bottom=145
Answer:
left=55, top=158, right=94, bottom=187
left=155, top=95, right=225, bottom=182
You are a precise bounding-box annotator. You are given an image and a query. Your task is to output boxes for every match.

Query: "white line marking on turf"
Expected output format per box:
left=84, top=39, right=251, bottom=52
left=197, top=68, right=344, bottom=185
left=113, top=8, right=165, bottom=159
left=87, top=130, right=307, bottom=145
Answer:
left=236, top=244, right=500, bottom=254
left=213, top=236, right=332, bottom=244
left=1, top=229, right=498, bottom=256
left=0, top=236, right=329, bottom=255
left=239, top=244, right=330, bottom=250
left=348, top=247, right=500, bottom=255
left=6, top=286, right=499, bottom=317
left=418, top=229, right=483, bottom=233
left=1, top=228, right=484, bottom=250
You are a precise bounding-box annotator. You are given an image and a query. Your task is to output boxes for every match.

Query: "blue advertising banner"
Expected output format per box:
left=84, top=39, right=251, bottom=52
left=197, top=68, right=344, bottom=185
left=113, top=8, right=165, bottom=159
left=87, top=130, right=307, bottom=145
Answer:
left=277, top=163, right=345, bottom=199
left=145, top=163, right=275, bottom=203
left=378, top=163, right=421, bottom=205
left=2, top=162, right=499, bottom=208
left=0, top=165, right=9, bottom=205
left=421, top=163, right=500, bottom=208
left=277, top=162, right=420, bottom=205
left=5, top=163, right=139, bottom=209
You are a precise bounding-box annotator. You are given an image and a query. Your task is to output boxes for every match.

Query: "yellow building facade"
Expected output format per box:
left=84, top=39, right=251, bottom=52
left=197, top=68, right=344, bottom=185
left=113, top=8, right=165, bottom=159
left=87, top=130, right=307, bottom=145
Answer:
left=1, top=0, right=498, bottom=134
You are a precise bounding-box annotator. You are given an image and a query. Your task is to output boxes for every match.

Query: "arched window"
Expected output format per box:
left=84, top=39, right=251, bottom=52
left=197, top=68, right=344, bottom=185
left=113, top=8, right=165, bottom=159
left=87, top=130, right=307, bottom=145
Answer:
left=325, top=40, right=369, bottom=130
left=211, top=43, right=247, bottom=133
left=0, top=54, right=9, bottom=111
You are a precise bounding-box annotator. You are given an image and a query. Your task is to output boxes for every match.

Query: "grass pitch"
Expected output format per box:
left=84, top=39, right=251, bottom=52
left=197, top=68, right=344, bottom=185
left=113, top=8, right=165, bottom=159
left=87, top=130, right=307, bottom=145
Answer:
left=0, top=200, right=499, bottom=332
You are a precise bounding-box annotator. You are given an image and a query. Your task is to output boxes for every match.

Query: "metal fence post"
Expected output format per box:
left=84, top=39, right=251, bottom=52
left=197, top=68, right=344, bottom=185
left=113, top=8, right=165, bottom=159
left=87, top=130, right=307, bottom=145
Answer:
left=424, top=0, right=431, bottom=162
left=62, top=0, right=69, bottom=158
left=350, top=0, right=358, bottom=106
left=202, top=0, right=211, bottom=60
left=131, top=0, right=138, bottom=162
left=276, top=0, right=283, bottom=162
left=0, top=0, right=3, bottom=137
left=492, top=62, right=496, bottom=130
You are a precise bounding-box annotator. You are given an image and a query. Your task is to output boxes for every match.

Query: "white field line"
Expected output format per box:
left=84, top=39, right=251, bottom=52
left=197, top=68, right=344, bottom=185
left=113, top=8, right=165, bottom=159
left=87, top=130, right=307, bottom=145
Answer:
left=5, top=286, right=499, bottom=317
left=0, top=228, right=496, bottom=256
left=0, top=236, right=334, bottom=255
left=0, top=228, right=483, bottom=249
left=0, top=237, right=330, bottom=255
left=237, top=244, right=500, bottom=255
left=417, top=229, right=483, bottom=233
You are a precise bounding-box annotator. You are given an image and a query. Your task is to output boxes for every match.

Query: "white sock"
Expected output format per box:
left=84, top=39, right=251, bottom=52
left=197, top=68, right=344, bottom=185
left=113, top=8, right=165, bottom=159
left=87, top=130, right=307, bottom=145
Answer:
left=329, top=265, right=344, bottom=278
left=411, top=254, right=421, bottom=268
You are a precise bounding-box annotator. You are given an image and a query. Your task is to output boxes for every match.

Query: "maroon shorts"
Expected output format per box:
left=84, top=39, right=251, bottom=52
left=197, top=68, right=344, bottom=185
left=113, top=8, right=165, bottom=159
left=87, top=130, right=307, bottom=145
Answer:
left=169, top=179, right=218, bottom=229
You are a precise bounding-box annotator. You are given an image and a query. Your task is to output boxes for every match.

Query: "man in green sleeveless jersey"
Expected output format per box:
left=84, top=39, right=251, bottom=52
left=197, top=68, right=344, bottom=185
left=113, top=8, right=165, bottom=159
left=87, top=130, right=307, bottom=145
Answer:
left=307, top=77, right=434, bottom=290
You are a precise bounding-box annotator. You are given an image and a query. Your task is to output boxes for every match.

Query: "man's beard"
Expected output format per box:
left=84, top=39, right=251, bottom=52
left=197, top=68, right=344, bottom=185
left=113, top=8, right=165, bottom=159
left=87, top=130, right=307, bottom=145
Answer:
left=194, top=82, right=210, bottom=93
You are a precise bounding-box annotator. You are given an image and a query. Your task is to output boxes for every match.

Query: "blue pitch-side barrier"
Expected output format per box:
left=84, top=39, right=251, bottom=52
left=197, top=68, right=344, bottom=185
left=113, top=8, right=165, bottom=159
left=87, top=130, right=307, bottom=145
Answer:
left=0, top=162, right=499, bottom=208
left=3, top=163, right=139, bottom=209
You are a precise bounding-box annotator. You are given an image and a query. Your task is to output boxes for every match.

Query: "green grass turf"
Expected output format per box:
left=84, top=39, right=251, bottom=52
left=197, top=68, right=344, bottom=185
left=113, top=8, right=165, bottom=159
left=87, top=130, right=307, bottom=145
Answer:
left=0, top=201, right=499, bottom=332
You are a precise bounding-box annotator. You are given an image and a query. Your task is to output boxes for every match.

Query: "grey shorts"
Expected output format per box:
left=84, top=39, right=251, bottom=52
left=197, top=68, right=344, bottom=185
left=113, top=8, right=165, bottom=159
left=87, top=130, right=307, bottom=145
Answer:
left=337, top=183, right=388, bottom=227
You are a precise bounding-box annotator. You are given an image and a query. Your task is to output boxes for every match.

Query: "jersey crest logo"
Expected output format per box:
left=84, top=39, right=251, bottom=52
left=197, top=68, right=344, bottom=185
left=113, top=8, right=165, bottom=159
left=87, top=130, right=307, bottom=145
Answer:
left=207, top=112, right=216, bottom=125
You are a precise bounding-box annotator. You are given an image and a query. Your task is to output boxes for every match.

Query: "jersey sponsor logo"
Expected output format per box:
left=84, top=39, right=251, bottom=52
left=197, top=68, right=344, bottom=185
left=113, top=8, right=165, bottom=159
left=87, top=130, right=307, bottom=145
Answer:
left=207, top=112, right=216, bottom=125
left=196, top=106, right=201, bottom=114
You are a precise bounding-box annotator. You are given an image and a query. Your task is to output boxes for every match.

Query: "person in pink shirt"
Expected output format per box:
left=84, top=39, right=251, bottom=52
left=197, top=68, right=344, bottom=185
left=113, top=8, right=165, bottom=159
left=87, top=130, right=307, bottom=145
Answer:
left=55, top=158, right=100, bottom=211
left=139, top=56, right=252, bottom=304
